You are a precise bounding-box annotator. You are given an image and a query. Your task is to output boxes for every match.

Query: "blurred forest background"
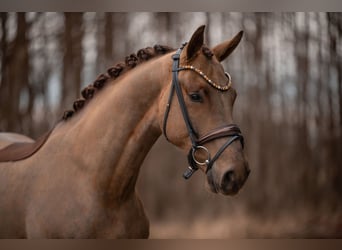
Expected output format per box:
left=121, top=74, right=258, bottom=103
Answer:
left=0, top=12, right=341, bottom=238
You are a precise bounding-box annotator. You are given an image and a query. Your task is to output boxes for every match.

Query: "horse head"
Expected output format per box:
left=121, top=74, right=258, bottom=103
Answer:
left=159, top=25, right=250, bottom=195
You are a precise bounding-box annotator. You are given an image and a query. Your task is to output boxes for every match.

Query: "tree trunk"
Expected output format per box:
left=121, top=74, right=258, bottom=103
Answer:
left=61, top=13, right=84, bottom=110
left=104, top=13, right=113, bottom=67
left=0, top=13, right=8, bottom=131
left=0, top=13, right=29, bottom=133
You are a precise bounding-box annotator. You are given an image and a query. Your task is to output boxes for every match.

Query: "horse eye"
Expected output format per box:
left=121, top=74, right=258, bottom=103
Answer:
left=189, top=92, right=203, bottom=102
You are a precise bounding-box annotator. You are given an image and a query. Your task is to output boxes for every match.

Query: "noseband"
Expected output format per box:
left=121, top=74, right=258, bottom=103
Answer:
left=163, top=43, right=244, bottom=179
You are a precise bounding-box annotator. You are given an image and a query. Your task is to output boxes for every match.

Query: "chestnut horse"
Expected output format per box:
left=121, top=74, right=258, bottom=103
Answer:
left=0, top=25, right=249, bottom=238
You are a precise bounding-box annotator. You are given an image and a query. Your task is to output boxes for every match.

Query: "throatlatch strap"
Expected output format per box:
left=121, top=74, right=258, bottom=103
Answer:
left=163, top=43, right=198, bottom=147
left=162, top=82, right=175, bottom=141
left=172, top=53, right=198, bottom=147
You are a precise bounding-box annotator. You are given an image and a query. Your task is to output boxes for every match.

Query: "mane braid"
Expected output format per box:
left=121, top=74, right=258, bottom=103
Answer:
left=62, top=44, right=174, bottom=121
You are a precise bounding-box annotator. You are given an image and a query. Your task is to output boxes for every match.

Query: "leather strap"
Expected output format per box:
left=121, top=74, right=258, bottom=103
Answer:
left=197, top=124, right=242, bottom=145
left=163, top=43, right=198, bottom=146
left=171, top=52, right=198, bottom=146
left=206, top=135, right=242, bottom=172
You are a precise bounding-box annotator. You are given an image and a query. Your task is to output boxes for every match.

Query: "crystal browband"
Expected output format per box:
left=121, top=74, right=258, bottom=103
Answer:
left=178, top=65, right=232, bottom=91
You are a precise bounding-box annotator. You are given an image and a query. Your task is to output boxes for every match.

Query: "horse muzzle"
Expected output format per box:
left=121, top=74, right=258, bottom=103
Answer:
left=207, top=162, right=250, bottom=195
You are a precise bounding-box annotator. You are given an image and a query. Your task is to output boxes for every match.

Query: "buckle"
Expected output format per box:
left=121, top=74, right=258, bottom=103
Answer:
left=172, top=53, right=180, bottom=60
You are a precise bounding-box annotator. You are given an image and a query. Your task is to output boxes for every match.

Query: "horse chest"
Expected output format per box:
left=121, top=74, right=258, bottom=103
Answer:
left=94, top=195, right=150, bottom=238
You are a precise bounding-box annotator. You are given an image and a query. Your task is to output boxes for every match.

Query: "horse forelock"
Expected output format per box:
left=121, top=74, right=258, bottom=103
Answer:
left=201, top=45, right=214, bottom=59
left=62, top=45, right=175, bottom=121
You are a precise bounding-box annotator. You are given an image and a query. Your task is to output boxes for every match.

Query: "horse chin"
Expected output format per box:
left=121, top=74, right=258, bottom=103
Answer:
left=205, top=170, right=218, bottom=194
left=219, top=186, right=240, bottom=196
left=206, top=180, right=219, bottom=194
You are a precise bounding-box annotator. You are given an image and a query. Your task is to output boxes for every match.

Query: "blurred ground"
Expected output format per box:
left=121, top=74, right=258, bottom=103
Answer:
left=149, top=208, right=342, bottom=238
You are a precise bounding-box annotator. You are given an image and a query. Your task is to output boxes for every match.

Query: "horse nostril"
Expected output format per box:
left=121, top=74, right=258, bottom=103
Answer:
left=222, top=170, right=235, bottom=187
left=246, top=168, right=251, bottom=177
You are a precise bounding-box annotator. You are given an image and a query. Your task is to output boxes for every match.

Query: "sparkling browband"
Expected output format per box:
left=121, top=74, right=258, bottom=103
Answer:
left=178, top=65, right=232, bottom=91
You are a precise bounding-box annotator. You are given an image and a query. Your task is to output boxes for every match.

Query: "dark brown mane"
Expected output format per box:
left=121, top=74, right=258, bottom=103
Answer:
left=62, top=44, right=175, bottom=120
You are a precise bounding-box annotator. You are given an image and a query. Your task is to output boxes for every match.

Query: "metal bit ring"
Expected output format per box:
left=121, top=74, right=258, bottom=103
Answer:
left=192, top=146, right=211, bottom=166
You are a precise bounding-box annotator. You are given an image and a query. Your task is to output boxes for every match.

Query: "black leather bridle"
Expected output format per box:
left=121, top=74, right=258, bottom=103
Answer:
left=163, top=43, right=244, bottom=179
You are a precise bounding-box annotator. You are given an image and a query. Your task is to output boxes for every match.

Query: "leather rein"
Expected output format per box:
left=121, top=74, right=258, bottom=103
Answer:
left=163, top=43, right=244, bottom=179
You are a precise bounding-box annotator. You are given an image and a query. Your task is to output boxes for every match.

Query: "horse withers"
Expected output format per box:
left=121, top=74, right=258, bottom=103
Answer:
left=0, top=25, right=249, bottom=238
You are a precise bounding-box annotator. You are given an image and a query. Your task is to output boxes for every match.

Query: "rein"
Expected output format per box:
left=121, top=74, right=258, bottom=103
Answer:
left=163, top=43, right=244, bottom=179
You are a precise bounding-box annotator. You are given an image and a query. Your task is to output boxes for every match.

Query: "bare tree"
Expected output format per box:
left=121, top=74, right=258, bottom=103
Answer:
left=0, top=13, right=29, bottom=133
left=61, top=13, right=84, bottom=110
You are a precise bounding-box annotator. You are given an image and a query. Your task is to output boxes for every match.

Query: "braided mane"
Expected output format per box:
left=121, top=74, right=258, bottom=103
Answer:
left=62, top=45, right=175, bottom=120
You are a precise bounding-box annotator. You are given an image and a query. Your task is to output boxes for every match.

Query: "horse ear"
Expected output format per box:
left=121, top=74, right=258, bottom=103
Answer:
left=212, top=30, right=243, bottom=62
left=186, top=25, right=205, bottom=60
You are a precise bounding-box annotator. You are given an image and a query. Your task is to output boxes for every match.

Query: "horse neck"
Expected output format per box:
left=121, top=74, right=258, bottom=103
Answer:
left=54, top=55, right=171, bottom=202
